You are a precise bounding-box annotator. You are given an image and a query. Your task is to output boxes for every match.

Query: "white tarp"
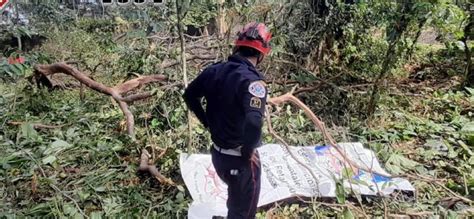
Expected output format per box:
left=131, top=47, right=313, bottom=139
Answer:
left=180, top=143, right=415, bottom=218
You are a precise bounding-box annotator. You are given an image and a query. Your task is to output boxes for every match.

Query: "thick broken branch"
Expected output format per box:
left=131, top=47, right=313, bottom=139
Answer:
left=113, top=75, right=166, bottom=94
left=33, top=62, right=167, bottom=139
left=138, top=149, right=174, bottom=185
left=268, top=93, right=391, bottom=178
left=35, top=63, right=116, bottom=97
left=121, top=92, right=154, bottom=103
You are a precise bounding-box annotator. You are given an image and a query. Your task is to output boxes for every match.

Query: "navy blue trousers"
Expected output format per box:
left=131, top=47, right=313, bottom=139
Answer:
left=211, top=148, right=261, bottom=219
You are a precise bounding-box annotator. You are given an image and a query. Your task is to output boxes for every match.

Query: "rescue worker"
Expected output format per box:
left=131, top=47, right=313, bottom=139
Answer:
left=183, top=22, right=272, bottom=218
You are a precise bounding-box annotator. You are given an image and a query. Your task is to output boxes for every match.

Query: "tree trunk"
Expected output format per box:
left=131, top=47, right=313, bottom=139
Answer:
left=14, top=0, right=22, bottom=51
left=367, top=2, right=413, bottom=116
left=463, top=14, right=473, bottom=87
left=367, top=42, right=397, bottom=116
left=175, top=1, right=193, bottom=153
left=407, top=18, right=427, bottom=60
left=216, top=0, right=226, bottom=38
left=463, top=39, right=473, bottom=86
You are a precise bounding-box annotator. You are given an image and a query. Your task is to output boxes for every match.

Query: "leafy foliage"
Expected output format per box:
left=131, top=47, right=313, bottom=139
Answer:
left=0, top=0, right=473, bottom=218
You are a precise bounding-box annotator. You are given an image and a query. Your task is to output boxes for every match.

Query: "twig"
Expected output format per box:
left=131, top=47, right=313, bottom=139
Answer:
left=159, top=54, right=216, bottom=69
left=405, top=211, right=434, bottom=217
left=396, top=173, right=473, bottom=204
left=297, top=196, right=366, bottom=216
left=434, top=181, right=473, bottom=204
left=113, top=33, right=127, bottom=41
left=50, top=184, right=89, bottom=219
left=8, top=121, right=65, bottom=129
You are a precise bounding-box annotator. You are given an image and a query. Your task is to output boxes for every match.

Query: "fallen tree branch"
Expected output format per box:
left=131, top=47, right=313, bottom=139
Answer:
left=267, top=92, right=474, bottom=204
left=138, top=149, right=175, bottom=185
left=268, top=93, right=389, bottom=177
left=33, top=62, right=167, bottom=139
left=293, top=84, right=322, bottom=95
left=113, top=75, right=166, bottom=94
left=121, top=92, right=154, bottom=103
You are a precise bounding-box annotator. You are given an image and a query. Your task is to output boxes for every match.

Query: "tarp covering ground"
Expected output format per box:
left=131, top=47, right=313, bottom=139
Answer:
left=180, top=143, right=415, bottom=218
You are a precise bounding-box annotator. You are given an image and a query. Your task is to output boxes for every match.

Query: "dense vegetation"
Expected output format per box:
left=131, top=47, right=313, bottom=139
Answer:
left=0, top=0, right=473, bottom=218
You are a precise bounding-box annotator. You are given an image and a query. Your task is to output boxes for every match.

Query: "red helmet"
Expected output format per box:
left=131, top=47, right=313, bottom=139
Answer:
left=234, top=22, right=272, bottom=55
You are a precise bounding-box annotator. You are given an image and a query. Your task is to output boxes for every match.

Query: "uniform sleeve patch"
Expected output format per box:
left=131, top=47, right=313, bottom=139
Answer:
left=248, top=81, right=266, bottom=98
left=250, top=97, right=262, bottom=108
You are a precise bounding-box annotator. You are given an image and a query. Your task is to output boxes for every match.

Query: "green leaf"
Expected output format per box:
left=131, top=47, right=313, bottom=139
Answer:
left=42, top=155, right=57, bottom=165
left=176, top=192, right=184, bottom=202
left=424, top=138, right=448, bottom=152
left=335, top=180, right=346, bottom=204
left=63, top=203, right=78, bottom=216
left=461, top=122, right=474, bottom=145
left=28, top=203, right=51, bottom=214
left=78, top=190, right=90, bottom=202
left=457, top=140, right=473, bottom=155
left=343, top=207, right=355, bottom=219
left=89, top=211, right=102, bottom=219
left=341, top=167, right=354, bottom=179
left=102, top=197, right=123, bottom=215
left=386, top=153, right=419, bottom=174
left=94, top=186, right=106, bottom=192
left=447, top=210, right=458, bottom=219
left=112, top=144, right=123, bottom=151
left=465, top=87, right=474, bottom=96
left=21, top=123, right=38, bottom=139
left=9, top=64, right=23, bottom=76
left=44, top=139, right=72, bottom=155
left=461, top=122, right=474, bottom=133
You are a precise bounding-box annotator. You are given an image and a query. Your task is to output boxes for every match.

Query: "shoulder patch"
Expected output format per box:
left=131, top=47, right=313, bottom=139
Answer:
left=248, top=81, right=266, bottom=98
left=250, top=97, right=262, bottom=108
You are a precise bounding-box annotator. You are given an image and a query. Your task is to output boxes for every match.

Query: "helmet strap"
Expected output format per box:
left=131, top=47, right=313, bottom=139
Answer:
left=256, top=54, right=264, bottom=65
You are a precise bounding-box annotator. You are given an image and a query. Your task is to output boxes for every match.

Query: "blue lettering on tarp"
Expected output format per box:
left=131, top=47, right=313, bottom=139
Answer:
left=353, top=170, right=363, bottom=180
left=372, top=174, right=390, bottom=183
left=314, top=145, right=330, bottom=155
left=352, top=170, right=391, bottom=183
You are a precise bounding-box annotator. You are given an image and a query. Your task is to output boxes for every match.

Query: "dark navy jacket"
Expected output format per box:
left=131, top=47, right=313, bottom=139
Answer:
left=183, top=55, right=267, bottom=159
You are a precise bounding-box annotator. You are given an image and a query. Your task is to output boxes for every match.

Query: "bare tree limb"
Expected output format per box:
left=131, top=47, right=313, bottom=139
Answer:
left=113, top=75, right=166, bottom=94
left=121, top=92, right=154, bottom=103
left=33, top=62, right=167, bottom=139
left=268, top=93, right=391, bottom=178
